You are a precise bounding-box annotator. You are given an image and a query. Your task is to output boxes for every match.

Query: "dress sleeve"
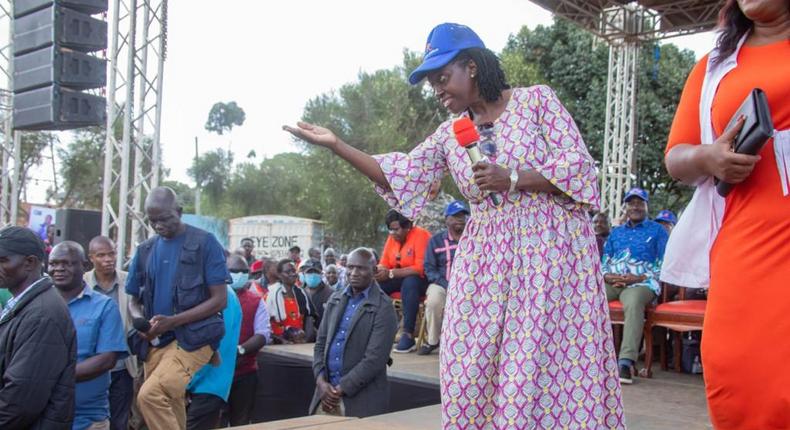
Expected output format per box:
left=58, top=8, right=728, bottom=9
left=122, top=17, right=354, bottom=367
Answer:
left=372, top=128, right=448, bottom=221
left=533, top=85, right=599, bottom=209
left=666, top=55, right=708, bottom=153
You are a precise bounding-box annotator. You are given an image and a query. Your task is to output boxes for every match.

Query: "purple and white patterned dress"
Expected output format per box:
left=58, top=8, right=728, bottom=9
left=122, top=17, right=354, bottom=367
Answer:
left=374, top=86, right=625, bottom=429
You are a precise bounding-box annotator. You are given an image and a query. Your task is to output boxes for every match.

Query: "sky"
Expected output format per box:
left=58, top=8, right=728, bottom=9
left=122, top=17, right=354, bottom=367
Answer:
left=25, top=0, right=716, bottom=202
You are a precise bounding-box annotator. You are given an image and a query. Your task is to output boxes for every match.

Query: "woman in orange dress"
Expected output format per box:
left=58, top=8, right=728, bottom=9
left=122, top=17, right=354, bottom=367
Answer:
left=664, top=0, right=789, bottom=428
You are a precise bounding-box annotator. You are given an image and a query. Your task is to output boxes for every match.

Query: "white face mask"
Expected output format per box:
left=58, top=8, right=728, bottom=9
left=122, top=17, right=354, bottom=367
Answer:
left=229, top=272, right=249, bottom=290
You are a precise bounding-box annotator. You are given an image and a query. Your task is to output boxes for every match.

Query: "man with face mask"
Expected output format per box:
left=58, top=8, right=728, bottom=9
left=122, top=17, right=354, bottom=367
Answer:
left=302, top=260, right=332, bottom=330
left=602, top=188, right=668, bottom=385
left=226, top=255, right=270, bottom=426
left=185, top=256, right=242, bottom=430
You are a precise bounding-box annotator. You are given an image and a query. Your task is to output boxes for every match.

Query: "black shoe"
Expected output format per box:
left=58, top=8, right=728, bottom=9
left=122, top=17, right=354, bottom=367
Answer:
left=619, top=364, right=633, bottom=385
left=417, top=342, right=439, bottom=356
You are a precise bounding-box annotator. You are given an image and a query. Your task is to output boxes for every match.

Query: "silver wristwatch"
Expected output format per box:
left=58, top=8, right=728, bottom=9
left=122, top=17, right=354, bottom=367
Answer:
left=508, top=169, right=519, bottom=193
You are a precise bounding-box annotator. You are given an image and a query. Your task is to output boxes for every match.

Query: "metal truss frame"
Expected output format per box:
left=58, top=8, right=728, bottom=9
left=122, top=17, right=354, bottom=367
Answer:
left=102, top=0, right=167, bottom=268
left=0, top=0, right=19, bottom=227
left=530, top=0, right=719, bottom=218
left=601, top=37, right=639, bottom=221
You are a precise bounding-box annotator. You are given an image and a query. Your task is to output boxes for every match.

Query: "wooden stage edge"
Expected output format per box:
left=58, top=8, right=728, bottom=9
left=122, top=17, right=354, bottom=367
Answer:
left=241, top=343, right=711, bottom=430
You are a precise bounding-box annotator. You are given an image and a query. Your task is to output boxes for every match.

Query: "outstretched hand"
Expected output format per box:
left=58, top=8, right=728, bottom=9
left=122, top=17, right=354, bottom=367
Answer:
left=282, top=121, right=339, bottom=150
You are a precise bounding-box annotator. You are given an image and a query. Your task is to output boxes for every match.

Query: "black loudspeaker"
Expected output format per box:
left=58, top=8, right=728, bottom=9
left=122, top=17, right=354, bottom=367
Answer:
left=14, top=84, right=106, bottom=130
left=12, top=0, right=108, bottom=131
left=54, top=208, right=101, bottom=253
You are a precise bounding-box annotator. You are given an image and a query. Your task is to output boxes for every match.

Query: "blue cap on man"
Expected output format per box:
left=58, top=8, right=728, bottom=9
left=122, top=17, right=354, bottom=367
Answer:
left=623, top=187, right=649, bottom=203
left=444, top=200, right=470, bottom=217
left=655, top=210, right=677, bottom=225
left=408, top=23, right=485, bottom=85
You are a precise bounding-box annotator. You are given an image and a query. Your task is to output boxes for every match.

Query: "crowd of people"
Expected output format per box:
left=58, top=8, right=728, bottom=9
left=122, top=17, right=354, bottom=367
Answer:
left=0, top=1, right=786, bottom=429
left=0, top=182, right=686, bottom=430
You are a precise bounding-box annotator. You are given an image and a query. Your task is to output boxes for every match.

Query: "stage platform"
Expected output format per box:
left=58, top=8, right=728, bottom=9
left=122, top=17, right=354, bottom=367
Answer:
left=245, top=343, right=711, bottom=429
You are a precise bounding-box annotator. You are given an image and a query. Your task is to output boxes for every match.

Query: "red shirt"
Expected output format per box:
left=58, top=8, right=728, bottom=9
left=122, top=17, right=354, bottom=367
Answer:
left=270, top=297, right=303, bottom=336
left=380, top=226, right=431, bottom=277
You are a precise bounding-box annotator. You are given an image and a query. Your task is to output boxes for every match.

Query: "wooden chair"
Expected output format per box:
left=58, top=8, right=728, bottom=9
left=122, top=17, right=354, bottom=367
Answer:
left=642, top=285, right=706, bottom=377
left=608, top=300, right=626, bottom=352
left=388, top=292, right=426, bottom=345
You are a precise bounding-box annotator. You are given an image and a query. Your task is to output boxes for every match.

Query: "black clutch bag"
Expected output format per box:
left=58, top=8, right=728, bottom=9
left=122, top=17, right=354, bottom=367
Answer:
left=716, top=88, right=775, bottom=197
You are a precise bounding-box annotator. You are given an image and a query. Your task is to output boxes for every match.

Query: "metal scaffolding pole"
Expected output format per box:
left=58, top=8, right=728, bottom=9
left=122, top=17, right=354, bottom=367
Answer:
left=600, top=4, right=642, bottom=221
left=101, top=0, right=167, bottom=268
left=0, top=0, right=19, bottom=227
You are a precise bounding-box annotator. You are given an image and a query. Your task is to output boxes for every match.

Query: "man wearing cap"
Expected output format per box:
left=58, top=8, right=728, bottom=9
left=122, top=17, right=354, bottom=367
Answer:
left=0, top=226, right=77, bottom=429
left=603, top=187, right=669, bottom=384
left=419, top=201, right=469, bottom=356
left=303, top=259, right=332, bottom=329
left=654, top=209, right=677, bottom=235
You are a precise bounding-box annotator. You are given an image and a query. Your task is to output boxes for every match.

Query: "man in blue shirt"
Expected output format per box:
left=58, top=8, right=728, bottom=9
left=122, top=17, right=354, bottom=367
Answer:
left=50, top=241, right=128, bottom=430
left=126, top=187, right=229, bottom=430
left=603, top=188, right=669, bottom=385
left=310, top=248, right=397, bottom=418
left=419, top=200, right=468, bottom=356
left=185, top=281, right=242, bottom=430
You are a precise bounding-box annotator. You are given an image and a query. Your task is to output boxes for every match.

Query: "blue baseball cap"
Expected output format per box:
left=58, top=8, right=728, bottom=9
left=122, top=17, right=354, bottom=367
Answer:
left=655, top=210, right=677, bottom=225
left=408, top=23, right=485, bottom=85
left=444, top=200, right=470, bottom=217
left=623, top=187, right=649, bottom=203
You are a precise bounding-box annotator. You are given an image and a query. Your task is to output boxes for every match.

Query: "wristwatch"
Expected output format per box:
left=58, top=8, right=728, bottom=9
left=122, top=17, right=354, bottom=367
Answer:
left=508, top=168, right=519, bottom=193
left=388, top=269, right=395, bottom=279
left=237, top=345, right=246, bottom=356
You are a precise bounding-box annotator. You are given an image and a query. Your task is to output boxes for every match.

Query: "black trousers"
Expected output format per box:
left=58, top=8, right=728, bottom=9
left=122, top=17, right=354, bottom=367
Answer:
left=380, top=275, right=428, bottom=333
left=109, top=370, right=134, bottom=430
left=226, top=372, right=258, bottom=426
left=187, top=393, right=226, bottom=430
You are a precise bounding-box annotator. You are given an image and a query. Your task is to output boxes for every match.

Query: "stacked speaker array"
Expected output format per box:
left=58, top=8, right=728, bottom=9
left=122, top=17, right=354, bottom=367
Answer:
left=12, top=0, right=108, bottom=131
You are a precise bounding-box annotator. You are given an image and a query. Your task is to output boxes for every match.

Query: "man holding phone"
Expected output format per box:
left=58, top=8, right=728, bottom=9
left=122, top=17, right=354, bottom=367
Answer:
left=602, top=187, right=668, bottom=385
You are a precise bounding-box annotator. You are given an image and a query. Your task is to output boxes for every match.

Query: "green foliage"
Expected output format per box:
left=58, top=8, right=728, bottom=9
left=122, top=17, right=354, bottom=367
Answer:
left=161, top=180, right=196, bottom=214
left=205, top=101, right=246, bottom=135
left=191, top=19, right=696, bottom=249
left=53, top=127, right=104, bottom=208
left=503, top=18, right=696, bottom=212
left=188, top=148, right=233, bottom=207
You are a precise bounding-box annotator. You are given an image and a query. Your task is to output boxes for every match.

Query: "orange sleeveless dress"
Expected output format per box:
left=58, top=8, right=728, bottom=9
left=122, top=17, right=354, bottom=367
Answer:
left=666, top=40, right=790, bottom=429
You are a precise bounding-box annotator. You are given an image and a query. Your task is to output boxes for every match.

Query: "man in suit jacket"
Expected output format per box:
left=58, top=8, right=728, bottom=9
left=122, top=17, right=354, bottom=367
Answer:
left=310, top=248, right=398, bottom=418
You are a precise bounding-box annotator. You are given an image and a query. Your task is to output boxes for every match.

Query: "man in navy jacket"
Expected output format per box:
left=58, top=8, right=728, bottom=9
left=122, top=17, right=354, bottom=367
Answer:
left=419, top=201, right=469, bottom=356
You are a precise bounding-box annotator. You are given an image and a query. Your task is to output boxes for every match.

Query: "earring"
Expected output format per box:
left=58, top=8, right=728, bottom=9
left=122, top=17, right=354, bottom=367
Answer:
left=470, top=74, right=475, bottom=78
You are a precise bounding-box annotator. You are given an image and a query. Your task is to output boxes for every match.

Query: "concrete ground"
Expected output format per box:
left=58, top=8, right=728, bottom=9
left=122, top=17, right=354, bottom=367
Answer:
left=260, top=344, right=711, bottom=429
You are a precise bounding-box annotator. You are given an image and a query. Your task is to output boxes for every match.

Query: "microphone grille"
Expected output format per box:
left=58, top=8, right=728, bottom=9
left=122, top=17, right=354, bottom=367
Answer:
left=452, top=117, right=479, bottom=147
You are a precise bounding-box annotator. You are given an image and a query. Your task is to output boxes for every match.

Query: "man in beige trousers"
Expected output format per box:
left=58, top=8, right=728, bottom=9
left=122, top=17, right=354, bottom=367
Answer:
left=418, top=201, right=468, bottom=356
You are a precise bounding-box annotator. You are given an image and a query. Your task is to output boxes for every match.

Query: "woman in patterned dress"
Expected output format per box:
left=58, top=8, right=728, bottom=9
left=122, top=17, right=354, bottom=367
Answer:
left=284, top=23, right=624, bottom=429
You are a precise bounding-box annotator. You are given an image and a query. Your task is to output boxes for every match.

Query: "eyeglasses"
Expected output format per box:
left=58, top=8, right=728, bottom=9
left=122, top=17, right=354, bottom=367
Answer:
left=229, top=269, right=249, bottom=274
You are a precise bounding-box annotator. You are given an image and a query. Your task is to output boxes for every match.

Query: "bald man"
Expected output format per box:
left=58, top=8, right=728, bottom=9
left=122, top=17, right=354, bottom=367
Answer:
left=126, top=187, right=229, bottom=430
left=310, top=248, right=398, bottom=418
left=51, top=241, right=128, bottom=430
left=84, top=236, right=138, bottom=430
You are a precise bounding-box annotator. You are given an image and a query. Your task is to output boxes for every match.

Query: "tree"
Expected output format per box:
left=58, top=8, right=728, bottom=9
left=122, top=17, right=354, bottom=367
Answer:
left=187, top=148, right=234, bottom=209
left=18, top=132, right=57, bottom=208
left=52, top=127, right=104, bottom=208
left=503, top=18, right=696, bottom=212
left=204, top=101, right=246, bottom=135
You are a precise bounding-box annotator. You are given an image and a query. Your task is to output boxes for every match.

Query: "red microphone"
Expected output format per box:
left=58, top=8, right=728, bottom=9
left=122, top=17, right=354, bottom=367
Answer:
left=453, top=117, right=501, bottom=206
